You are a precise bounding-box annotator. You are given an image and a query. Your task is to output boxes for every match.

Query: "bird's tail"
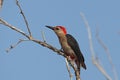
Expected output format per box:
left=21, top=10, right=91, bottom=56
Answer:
left=76, top=60, right=86, bottom=74
left=81, top=62, right=87, bottom=70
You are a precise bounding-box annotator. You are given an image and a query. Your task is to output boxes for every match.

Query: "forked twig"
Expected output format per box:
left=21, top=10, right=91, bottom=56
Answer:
left=16, top=0, right=32, bottom=37
left=6, top=39, right=29, bottom=52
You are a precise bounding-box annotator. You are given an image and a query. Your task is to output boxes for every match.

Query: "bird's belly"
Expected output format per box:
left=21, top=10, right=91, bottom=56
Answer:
left=63, top=46, right=76, bottom=59
left=60, top=41, right=76, bottom=60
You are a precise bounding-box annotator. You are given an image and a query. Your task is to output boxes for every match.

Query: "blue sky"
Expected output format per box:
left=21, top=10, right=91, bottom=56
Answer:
left=0, top=0, right=120, bottom=80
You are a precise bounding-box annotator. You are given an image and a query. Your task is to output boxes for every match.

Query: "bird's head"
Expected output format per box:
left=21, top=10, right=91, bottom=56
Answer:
left=46, top=26, right=67, bottom=35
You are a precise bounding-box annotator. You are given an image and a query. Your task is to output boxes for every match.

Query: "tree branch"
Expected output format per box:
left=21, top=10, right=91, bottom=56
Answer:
left=80, top=12, right=112, bottom=80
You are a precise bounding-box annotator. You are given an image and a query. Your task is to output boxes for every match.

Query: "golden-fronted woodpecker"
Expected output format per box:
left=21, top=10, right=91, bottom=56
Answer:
left=46, top=26, right=86, bottom=71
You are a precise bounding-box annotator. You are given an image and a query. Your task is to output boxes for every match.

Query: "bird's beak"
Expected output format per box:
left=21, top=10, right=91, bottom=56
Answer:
left=45, top=25, right=54, bottom=30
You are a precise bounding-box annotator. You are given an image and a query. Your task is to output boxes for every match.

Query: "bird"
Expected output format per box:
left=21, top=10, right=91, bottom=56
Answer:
left=45, top=25, right=86, bottom=72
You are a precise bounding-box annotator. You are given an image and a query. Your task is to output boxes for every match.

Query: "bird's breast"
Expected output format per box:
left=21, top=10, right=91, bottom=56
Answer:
left=58, top=36, right=76, bottom=59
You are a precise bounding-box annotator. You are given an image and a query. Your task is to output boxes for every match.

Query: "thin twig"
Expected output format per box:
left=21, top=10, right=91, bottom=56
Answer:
left=65, top=58, right=73, bottom=80
left=96, top=28, right=118, bottom=80
left=80, top=12, right=112, bottom=80
left=16, top=0, right=32, bottom=37
left=6, top=39, right=29, bottom=52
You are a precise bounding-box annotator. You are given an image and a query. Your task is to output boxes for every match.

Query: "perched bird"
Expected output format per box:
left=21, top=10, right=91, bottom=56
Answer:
left=46, top=26, right=86, bottom=71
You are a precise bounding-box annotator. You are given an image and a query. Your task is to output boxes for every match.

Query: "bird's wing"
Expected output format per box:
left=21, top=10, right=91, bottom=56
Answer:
left=66, top=34, right=85, bottom=63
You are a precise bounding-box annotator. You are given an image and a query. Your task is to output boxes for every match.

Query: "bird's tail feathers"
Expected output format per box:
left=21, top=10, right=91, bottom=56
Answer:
left=81, top=62, right=87, bottom=70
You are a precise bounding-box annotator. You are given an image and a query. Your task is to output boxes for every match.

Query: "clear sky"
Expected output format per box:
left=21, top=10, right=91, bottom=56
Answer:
left=0, top=0, right=120, bottom=80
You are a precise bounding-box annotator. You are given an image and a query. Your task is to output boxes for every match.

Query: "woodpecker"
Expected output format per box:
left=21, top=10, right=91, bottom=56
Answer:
left=46, top=26, right=86, bottom=71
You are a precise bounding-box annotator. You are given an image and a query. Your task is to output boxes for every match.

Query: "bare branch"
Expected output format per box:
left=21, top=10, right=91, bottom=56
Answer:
left=96, top=28, right=118, bottom=80
left=80, top=12, right=112, bottom=80
left=16, top=0, right=32, bottom=37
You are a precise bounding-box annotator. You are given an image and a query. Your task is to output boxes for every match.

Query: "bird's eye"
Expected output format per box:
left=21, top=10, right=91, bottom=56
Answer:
left=56, top=27, right=59, bottom=30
